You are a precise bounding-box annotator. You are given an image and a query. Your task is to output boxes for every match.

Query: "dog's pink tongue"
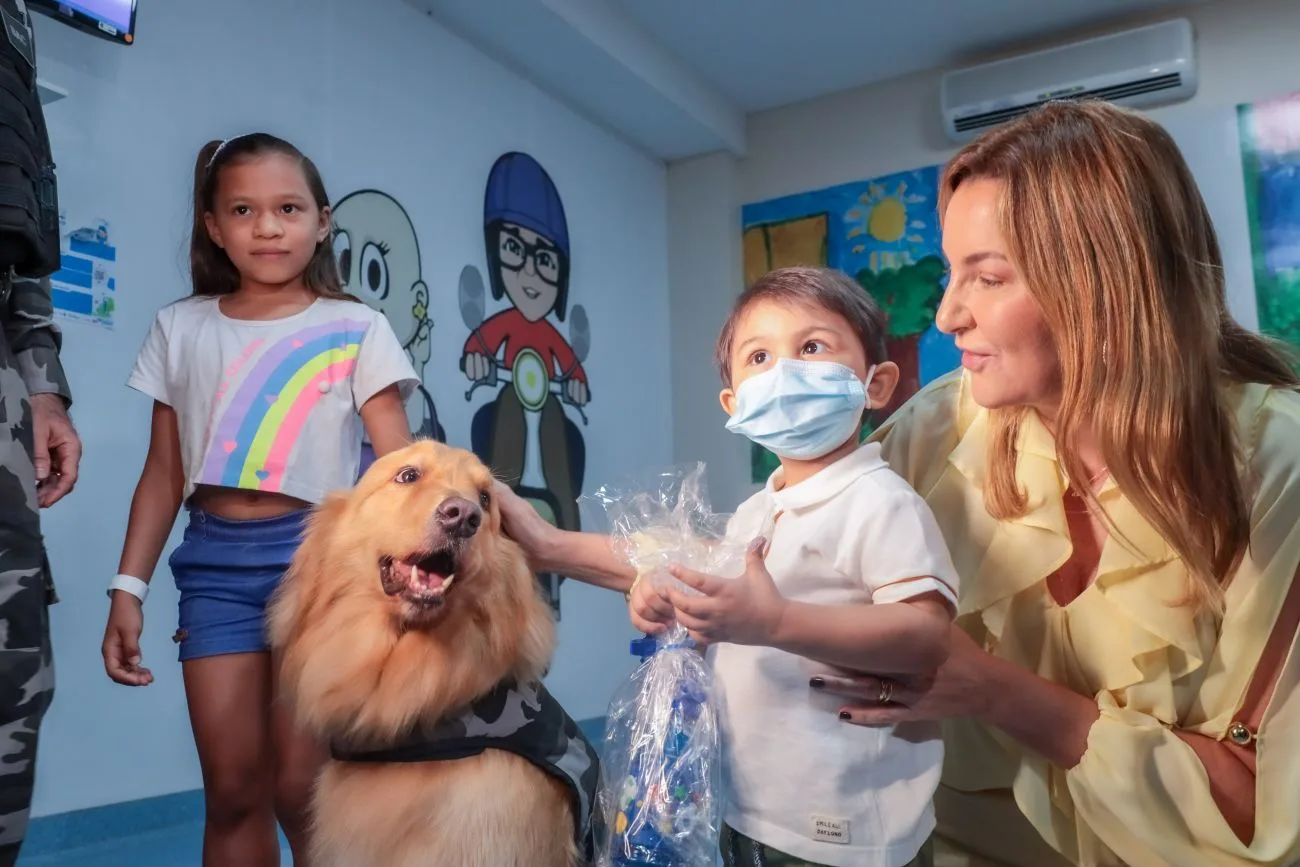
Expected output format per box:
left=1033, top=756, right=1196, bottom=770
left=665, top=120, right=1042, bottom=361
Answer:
left=411, top=564, right=448, bottom=591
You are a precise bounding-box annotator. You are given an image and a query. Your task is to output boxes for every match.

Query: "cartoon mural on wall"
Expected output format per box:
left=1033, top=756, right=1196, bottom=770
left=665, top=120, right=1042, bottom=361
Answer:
left=459, top=152, right=592, bottom=617
left=332, top=189, right=447, bottom=474
left=741, top=166, right=959, bottom=482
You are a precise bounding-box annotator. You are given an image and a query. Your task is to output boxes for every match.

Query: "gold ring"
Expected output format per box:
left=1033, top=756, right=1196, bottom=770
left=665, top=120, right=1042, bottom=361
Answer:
left=877, top=679, right=894, bottom=705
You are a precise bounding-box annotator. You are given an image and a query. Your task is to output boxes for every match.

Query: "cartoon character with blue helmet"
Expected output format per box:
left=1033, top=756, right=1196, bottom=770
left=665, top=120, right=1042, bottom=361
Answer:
left=460, top=152, right=591, bottom=616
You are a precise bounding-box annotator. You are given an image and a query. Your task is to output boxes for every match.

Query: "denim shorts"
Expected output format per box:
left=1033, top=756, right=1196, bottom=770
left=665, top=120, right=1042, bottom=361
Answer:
left=167, top=508, right=308, bottom=662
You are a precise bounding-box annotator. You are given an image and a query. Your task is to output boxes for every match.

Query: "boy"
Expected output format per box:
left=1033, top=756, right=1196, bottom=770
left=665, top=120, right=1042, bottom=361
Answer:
left=631, top=266, right=958, bottom=867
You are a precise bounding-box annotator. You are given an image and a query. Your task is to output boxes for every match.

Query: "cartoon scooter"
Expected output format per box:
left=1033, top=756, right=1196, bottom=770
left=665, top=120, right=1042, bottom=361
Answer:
left=457, top=148, right=591, bottom=618
left=460, top=263, right=590, bottom=615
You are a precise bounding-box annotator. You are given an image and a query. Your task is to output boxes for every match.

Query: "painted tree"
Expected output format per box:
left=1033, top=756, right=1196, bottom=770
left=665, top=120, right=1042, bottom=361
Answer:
left=855, top=254, right=947, bottom=421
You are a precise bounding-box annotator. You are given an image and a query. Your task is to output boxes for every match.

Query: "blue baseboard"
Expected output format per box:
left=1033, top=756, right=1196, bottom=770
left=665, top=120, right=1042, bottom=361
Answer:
left=576, top=715, right=606, bottom=745
left=23, top=717, right=607, bottom=857
left=22, top=789, right=206, bottom=858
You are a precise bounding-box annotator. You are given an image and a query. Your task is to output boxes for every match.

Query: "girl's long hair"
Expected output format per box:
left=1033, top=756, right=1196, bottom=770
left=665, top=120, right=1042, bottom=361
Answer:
left=190, top=133, right=351, bottom=300
left=939, top=100, right=1299, bottom=611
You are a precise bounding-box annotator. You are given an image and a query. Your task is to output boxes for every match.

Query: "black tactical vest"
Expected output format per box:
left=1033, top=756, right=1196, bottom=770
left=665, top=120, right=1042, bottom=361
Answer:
left=332, top=678, right=601, bottom=863
left=0, top=0, right=58, bottom=278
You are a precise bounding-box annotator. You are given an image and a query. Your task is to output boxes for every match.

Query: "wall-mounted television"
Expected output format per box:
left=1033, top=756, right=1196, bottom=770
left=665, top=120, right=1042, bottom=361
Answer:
left=29, top=0, right=136, bottom=46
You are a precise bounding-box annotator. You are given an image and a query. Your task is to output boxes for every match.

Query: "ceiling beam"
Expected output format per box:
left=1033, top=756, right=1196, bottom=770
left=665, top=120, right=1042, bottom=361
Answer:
left=410, top=0, right=746, bottom=160
left=537, top=0, right=746, bottom=156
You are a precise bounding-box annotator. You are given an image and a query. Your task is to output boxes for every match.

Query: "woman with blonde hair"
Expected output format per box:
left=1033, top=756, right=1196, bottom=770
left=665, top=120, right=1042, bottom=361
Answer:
left=820, top=99, right=1300, bottom=867
left=496, top=99, right=1300, bottom=866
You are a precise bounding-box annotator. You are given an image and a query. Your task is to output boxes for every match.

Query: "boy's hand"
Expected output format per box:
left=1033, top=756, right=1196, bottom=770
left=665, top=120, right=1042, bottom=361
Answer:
left=628, top=571, right=675, bottom=634
left=666, top=538, right=786, bottom=646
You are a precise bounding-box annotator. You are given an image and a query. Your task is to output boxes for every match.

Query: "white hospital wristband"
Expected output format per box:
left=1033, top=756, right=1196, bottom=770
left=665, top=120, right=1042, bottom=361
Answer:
left=107, top=574, right=149, bottom=604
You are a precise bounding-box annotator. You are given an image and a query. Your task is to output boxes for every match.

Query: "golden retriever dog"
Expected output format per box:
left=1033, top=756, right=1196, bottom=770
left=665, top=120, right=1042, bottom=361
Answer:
left=268, top=441, right=598, bottom=867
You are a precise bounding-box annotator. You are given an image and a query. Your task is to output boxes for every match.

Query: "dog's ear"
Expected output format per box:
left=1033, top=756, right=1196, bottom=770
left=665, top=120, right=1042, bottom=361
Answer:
left=267, top=494, right=347, bottom=652
left=500, top=538, right=559, bottom=683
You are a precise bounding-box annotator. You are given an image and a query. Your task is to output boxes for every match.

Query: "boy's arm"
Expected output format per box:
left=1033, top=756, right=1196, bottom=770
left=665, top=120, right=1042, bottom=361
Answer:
left=669, top=487, right=960, bottom=671
left=769, top=590, right=952, bottom=673
left=801, top=486, right=960, bottom=672
left=667, top=549, right=955, bottom=672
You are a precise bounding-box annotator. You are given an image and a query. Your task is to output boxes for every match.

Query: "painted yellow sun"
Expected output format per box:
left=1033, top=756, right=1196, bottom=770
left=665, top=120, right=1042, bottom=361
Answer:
left=846, top=179, right=931, bottom=269
left=867, top=196, right=907, bottom=242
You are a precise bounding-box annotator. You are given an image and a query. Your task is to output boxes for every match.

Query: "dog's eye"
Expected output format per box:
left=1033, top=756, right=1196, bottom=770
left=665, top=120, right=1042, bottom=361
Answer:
left=479, top=489, right=491, bottom=509
left=395, top=466, right=422, bottom=485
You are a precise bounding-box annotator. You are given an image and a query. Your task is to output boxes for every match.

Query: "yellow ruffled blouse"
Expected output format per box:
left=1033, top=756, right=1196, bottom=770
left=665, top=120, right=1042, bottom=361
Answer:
left=870, top=371, right=1300, bottom=867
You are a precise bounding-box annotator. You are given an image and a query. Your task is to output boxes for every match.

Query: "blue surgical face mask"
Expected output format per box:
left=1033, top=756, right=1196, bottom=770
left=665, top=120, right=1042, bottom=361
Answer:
left=725, top=358, right=875, bottom=460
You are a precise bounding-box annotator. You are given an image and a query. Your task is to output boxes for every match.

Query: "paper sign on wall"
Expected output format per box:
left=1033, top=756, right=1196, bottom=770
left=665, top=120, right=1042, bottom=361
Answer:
left=51, top=213, right=116, bottom=328
left=51, top=212, right=116, bottom=329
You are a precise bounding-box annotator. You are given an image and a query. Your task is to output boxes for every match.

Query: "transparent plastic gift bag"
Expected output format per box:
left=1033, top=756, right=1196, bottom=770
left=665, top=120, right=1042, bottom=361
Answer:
left=585, top=463, right=749, bottom=867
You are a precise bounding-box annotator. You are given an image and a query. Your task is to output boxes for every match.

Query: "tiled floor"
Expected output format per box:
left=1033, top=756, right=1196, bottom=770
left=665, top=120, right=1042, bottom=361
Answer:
left=18, top=825, right=292, bottom=867
left=17, top=826, right=292, bottom=867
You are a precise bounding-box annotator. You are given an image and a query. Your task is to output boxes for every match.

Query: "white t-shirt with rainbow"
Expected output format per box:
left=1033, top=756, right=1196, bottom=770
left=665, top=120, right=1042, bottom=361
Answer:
left=127, top=295, right=418, bottom=504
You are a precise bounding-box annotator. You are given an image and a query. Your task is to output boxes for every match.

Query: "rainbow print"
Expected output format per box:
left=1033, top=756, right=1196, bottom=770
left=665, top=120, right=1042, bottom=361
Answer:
left=199, top=320, right=369, bottom=491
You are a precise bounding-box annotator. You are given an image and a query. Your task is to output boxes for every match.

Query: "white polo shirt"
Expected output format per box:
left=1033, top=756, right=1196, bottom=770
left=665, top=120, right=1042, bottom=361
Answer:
left=709, top=442, right=959, bottom=867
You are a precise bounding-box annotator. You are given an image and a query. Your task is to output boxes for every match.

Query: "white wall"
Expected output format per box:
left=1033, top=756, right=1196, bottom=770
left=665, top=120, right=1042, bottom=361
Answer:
left=32, top=0, right=667, bottom=817
left=668, top=0, right=1300, bottom=509
left=666, top=153, right=751, bottom=511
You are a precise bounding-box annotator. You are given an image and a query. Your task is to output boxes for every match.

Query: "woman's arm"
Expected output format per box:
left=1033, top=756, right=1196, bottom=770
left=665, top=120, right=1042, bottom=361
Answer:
left=359, top=384, right=412, bottom=458
left=831, top=565, right=1300, bottom=864
left=116, top=402, right=185, bottom=583
left=832, top=626, right=1261, bottom=827
left=973, top=649, right=1100, bottom=769
left=983, top=650, right=1261, bottom=839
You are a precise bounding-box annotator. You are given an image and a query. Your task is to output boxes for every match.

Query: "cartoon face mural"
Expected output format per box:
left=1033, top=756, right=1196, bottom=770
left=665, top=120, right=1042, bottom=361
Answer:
left=459, top=152, right=592, bottom=617
left=332, top=189, right=445, bottom=454
left=493, top=223, right=564, bottom=322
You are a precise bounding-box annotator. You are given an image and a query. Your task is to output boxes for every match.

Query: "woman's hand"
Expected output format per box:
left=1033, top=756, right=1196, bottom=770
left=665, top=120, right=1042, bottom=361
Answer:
left=665, top=539, right=787, bottom=646
left=102, top=593, right=154, bottom=687
left=814, top=624, right=994, bottom=725
left=494, top=481, right=558, bottom=568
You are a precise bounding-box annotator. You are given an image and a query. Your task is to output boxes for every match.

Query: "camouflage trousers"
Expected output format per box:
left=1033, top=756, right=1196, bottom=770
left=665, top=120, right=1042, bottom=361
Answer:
left=0, top=353, right=56, bottom=866
left=722, top=824, right=935, bottom=867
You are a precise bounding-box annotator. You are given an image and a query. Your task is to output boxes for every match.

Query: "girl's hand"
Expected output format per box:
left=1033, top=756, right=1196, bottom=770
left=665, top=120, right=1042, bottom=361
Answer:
left=813, top=624, right=993, bottom=725
left=493, top=481, right=560, bottom=568
left=665, top=538, right=786, bottom=646
left=102, top=594, right=154, bottom=687
left=629, top=572, right=675, bottom=635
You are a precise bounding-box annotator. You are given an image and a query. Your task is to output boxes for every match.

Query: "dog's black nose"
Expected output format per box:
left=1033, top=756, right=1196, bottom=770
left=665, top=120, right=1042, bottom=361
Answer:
left=436, top=497, right=482, bottom=537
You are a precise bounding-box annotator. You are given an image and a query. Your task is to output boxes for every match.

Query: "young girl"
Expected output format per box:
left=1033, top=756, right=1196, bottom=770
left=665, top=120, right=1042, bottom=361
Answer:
left=101, top=134, right=418, bottom=867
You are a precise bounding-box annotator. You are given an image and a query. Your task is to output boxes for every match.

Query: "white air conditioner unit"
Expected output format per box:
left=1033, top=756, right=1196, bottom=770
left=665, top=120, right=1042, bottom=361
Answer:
left=940, top=18, right=1197, bottom=143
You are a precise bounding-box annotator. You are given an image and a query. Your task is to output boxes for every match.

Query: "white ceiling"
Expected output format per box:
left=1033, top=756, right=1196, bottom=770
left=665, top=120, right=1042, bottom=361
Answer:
left=612, top=0, right=1203, bottom=112
left=409, top=0, right=1207, bottom=160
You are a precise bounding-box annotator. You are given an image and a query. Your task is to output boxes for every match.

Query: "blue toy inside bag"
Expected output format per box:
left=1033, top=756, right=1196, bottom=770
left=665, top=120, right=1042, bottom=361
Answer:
left=586, top=464, right=749, bottom=867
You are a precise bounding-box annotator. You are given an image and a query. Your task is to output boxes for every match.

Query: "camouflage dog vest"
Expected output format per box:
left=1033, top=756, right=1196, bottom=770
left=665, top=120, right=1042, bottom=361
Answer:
left=331, top=678, right=600, bottom=860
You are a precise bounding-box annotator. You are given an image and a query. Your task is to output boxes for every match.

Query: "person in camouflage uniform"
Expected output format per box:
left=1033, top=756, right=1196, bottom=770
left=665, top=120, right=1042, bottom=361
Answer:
left=0, top=272, right=79, bottom=866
